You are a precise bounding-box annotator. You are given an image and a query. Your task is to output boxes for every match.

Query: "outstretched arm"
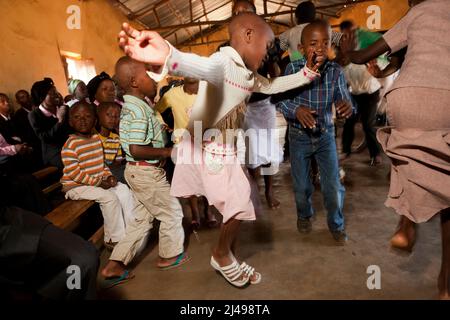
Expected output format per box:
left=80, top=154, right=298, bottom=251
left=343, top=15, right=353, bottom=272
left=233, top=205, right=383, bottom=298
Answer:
left=254, top=48, right=323, bottom=95
left=340, top=32, right=391, bottom=65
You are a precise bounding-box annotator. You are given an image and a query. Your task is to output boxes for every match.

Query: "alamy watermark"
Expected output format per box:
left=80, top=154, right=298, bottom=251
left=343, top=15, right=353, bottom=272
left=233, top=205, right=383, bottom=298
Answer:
left=366, top=265, right=381, bottom=290
left=170, top=121, right=282, bottom=176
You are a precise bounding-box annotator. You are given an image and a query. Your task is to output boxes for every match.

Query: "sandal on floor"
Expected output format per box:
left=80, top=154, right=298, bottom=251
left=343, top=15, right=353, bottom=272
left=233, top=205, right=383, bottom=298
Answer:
left=210, top=256, right=249, bottom=287
left=231, top=256, right=261, bottom=285
left=158, top=252, right=191, bottom=270
left=101, top=270, right=134, bottom=289
left=240, top=262, right=262, bottom=285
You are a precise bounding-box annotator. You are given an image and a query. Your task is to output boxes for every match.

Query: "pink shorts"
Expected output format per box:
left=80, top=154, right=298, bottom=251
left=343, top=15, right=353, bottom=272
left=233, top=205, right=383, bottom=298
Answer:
left=170, top=138, right=256, bottom=224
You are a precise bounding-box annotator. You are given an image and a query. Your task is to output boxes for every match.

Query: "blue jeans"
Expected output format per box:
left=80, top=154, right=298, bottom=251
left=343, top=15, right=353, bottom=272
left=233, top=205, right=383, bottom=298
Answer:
left=289, top=125, right=345, bottom=232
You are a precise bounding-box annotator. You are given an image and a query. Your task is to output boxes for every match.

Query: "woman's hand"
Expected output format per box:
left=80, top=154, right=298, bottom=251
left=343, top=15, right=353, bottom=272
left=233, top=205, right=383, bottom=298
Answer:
left=340, top=31, right=357, bottom=56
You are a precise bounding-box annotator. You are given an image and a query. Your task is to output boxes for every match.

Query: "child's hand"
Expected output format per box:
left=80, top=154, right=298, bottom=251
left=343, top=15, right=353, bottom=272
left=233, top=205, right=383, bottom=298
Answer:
left=295, top=106, right=317, bottom=129
left=119, top=23, right=170, bottom=68
left=306, top=48, right=325, bottom=73
left=100, top=180, right=112, bottom=189
left=106, top=175, right=118, bottom=188
left=336, top=100, right=353, bottom=119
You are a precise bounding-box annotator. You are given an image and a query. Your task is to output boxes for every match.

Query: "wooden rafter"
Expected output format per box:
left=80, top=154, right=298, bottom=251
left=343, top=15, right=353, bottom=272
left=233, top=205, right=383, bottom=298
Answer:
left=268, top=0, right=286, bottom=23
left=167, top=0, right=194, bottom=38
left=153, top=9, right=161, bottom=27
left=153, top=9, right=302, bottom=31
left=200, top=0, right=209, bottom=21
left=163, top=1, right=232, bottom=40
left=129, top=0, right=169, bottom=20
left=266, top=0, right=338, bottom=18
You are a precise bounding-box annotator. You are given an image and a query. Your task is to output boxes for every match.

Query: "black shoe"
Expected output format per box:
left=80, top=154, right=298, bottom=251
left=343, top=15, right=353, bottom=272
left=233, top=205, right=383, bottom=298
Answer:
left=331, top=230, right=348, bottom=245
left=297, top=218, right=312, bottom=234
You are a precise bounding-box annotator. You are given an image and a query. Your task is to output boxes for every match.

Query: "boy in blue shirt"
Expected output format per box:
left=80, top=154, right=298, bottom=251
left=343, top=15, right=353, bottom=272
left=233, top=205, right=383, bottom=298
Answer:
left=277, top=20, right=354, bottom=244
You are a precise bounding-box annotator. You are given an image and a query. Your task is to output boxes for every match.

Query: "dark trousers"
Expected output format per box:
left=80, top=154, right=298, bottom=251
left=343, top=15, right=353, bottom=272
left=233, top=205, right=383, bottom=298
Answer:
left=342, top=91, right=381, bottom=158
left=0, top=173, right=51, bottom=215
left=31, top=223, right=99, bottom=300
left=0, top=207, right=99, bottom=300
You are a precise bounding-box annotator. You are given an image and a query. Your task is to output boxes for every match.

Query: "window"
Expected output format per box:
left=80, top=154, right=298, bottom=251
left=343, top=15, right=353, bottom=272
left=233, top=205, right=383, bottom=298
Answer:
left=60, top=50, right=97, bottom=84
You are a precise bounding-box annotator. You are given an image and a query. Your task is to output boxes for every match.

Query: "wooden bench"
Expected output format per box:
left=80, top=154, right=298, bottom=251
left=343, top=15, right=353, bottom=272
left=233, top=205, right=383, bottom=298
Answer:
left=45, top=199, right=104, bottom=248
left=34, top=167, right=105, bottom=248
left=32, top=166, right=59, bottom=181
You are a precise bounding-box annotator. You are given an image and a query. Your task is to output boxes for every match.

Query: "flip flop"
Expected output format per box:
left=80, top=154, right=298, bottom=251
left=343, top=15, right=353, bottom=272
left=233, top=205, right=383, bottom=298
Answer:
left=101, top=270, right=134, bottom=289
left=158, top=252, right=191, bottom=270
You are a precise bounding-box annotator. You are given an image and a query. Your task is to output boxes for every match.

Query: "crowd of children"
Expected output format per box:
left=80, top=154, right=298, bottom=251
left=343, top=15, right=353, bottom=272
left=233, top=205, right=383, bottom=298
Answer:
left=0, top=0, right=448, bottom=300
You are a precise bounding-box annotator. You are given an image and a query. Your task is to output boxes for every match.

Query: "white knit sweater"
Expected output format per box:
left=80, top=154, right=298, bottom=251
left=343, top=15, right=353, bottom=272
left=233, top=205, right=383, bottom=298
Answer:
left=148, top=44, right=319, bottom=132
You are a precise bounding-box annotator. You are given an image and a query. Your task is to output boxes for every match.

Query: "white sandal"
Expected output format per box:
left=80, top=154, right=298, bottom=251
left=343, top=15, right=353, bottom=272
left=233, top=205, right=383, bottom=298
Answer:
left=210, top=256, right=249, bottom=287
left=239, top=261, right=262, bottom=285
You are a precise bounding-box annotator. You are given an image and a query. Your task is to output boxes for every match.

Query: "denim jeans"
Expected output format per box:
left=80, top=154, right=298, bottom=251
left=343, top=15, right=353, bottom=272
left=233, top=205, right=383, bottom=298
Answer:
left=289, top=125, right=345, bottom=232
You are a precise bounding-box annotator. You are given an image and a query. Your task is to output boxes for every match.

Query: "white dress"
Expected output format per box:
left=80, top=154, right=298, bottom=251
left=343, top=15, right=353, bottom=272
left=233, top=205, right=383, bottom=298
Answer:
left=243, top=97, right=283, bottom=169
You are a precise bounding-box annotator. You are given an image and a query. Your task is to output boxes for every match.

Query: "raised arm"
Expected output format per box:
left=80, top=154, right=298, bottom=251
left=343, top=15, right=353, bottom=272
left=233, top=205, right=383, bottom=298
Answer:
left=340, top=33, right=390, bottom=65
left=119, top=23, right=225, bottom=87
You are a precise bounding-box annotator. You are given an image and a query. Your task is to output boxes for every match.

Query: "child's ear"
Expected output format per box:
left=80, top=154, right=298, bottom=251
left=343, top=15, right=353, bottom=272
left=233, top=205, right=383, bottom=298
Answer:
left=297, top=44, right=306, bottom=56
left=130, top=76, right=138, bottom=88
left=244, top=28, right=253, bottom=44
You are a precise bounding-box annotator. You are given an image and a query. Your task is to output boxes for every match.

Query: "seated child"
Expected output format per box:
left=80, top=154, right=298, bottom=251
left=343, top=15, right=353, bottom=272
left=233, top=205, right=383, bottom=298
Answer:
left=97, top=102, right=126, bottom=184
left=276, top=20, right=354, bottom=244
left=101, top=56, right=187, bottom=286
left=61, top=101, right=136, bottom=249
left=116, top=12, right=323, bottom=287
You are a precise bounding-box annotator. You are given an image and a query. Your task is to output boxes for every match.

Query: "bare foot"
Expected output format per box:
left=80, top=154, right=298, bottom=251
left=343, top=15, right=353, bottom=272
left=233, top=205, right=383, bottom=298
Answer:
left=206, top=207, right=219, bottom=228
left=157, top=252, right=190, bottom=269
left=101, top=260, right=127, bottom=278
left=265, top=191, right=280, bottom=209
left=438, top=271, right=450, bottom=300
left=390, top=216, right=416, bottom=252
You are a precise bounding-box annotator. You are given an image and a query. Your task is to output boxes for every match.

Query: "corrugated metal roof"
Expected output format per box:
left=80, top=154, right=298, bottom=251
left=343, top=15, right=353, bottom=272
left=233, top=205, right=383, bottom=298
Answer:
left=111, top=0, right=364, bottom=46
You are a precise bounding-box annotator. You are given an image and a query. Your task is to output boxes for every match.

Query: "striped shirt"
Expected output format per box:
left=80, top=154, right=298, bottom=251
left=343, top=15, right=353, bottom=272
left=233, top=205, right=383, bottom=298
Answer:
left=61, top=134, right=112, bottom=190
left=276, top=58, right=354, bottom=130
left=119, top=95, right=166, bottom=164
left=98, top=131, right=124, bottom=165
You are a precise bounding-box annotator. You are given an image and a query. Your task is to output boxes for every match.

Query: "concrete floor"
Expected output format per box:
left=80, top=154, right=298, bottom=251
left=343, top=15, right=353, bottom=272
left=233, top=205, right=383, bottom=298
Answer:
left=99, top=120, right=442, bottom=300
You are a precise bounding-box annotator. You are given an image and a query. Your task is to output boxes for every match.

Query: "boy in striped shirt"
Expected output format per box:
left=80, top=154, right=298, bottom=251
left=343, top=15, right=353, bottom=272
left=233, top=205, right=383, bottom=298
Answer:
left=61, top=101, right=136, bottom=249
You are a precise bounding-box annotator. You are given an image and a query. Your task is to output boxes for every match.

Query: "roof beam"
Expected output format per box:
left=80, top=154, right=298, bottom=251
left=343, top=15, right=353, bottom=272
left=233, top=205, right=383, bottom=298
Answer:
left=162, top=1, right=232, bottom=39
left=153, top=9, right=297, bottom=31
left=129, top=0, right=169, bottom=20
left=316, top=0, right=374, bottom=10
